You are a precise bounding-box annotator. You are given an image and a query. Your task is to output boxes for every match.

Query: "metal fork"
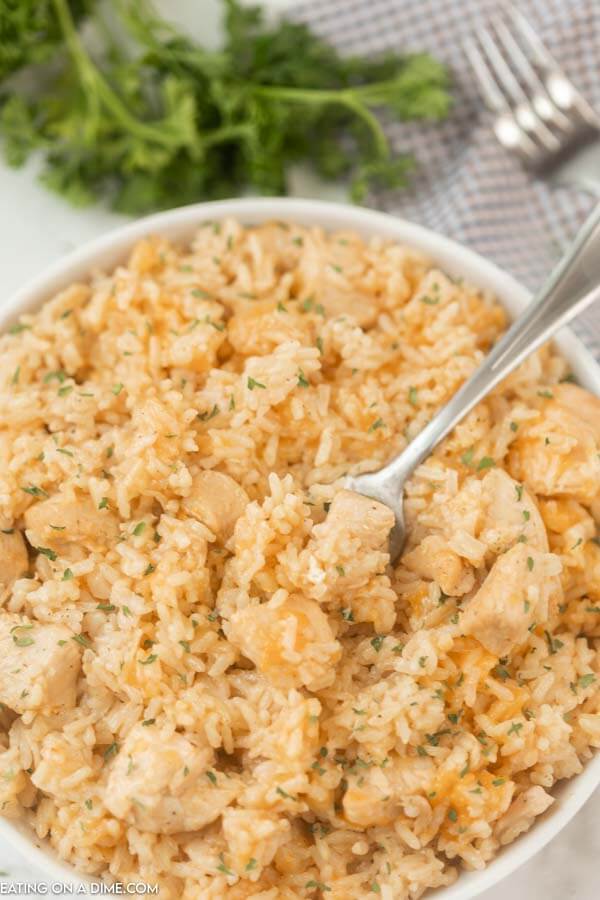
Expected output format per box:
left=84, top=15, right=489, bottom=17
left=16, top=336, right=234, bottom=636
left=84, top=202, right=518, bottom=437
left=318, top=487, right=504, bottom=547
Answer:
left=465, top=5, right=600, bottom=195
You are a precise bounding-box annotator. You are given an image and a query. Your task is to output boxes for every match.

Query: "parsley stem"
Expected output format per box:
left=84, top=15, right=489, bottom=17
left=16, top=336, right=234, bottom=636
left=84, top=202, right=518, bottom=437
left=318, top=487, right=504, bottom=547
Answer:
left=51, top=0, right=182, bottom=149
left=253, top=85, right=390, bottom=159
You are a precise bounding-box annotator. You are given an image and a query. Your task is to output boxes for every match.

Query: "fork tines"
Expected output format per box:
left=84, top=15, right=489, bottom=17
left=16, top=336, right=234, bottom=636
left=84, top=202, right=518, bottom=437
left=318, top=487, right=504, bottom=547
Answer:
left=465, top=3, right=600, bottom=170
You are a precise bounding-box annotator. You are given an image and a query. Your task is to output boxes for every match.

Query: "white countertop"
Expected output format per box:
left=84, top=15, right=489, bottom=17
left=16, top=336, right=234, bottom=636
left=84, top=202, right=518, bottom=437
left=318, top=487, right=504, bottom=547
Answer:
left=0, top=1, right=598, bottom=896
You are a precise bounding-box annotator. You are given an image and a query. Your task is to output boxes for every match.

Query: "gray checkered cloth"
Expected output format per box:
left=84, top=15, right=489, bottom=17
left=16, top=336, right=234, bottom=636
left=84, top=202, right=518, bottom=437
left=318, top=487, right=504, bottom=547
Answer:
left=291, top=0, right=600, bottom=358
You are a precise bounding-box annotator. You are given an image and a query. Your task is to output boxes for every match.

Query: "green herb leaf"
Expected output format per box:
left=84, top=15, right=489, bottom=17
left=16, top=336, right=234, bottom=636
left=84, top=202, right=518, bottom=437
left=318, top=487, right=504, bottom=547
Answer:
left=247, top=376, right=266, bottom=390
left=36, top=546, right=57, bottom=561
left=0, top=0, right=449, bottom=216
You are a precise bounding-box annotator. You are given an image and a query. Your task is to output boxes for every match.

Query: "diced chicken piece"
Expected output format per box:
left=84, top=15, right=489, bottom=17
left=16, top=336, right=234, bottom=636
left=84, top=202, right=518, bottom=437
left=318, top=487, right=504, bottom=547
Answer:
left=31, top=733, right=95, bottom=802
left=222, top=808, right=291, bottom=876
left=539, top=497, right=593, bottom=535
left=509, top=397, right=600, bottom=505
left=316, top=490, right=394, bottom=554
left=479, top=469, right=548, bottom=553
left=24, top=491, right=119, bottom=553
left=302, top=489, right=394, bottom=604
left=227, top=300, right=308, bottom=355
left=342, top=762, right=408, bottom=829
left=403, top=535, right=474, bottom=596
left=0, top=530, right=28, bottom=589
left=461, top=544, right=562, bottom=657
left=319, top=287, right=378, bottom=328
left=438, top=477, right=484, bottom=542
left=181, top=470, right=249, bottom=541
left=0, top=613, right=80, bottom=713
left=552, top=383, right=600, bottom=443
left=104, top=723, right=240, bottom=834
left=228, top=595, right=341, bottom=691
left=495, top=786, right=554, bottom=845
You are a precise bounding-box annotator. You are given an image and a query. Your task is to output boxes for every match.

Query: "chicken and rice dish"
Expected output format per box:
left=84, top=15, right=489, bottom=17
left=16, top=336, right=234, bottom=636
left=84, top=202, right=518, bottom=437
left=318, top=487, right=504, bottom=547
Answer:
left=0, top=219, right=599, bottom=899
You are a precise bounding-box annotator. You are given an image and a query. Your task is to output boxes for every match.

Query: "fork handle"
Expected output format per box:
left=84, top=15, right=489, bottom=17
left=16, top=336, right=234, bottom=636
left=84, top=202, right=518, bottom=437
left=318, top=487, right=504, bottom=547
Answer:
left=553, top=140, right=600, bottom=197
left=374, top=202, right=600, bottom=490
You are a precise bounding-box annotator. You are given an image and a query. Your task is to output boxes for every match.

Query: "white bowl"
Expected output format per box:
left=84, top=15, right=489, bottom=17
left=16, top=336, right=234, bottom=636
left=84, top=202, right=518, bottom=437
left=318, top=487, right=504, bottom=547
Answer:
left=1, top=198, right=599, bottom=898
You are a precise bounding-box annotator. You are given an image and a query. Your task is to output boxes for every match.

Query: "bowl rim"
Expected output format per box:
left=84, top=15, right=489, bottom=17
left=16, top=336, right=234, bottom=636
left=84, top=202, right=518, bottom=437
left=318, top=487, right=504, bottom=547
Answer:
left=1, top=196, right=599, bottom=899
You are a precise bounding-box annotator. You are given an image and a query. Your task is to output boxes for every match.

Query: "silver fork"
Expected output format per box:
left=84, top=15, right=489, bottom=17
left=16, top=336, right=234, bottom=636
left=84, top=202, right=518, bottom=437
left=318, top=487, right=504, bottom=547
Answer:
left=346, top=203, right=600, bottom=563
left=465, top=5, right=600, bottom=195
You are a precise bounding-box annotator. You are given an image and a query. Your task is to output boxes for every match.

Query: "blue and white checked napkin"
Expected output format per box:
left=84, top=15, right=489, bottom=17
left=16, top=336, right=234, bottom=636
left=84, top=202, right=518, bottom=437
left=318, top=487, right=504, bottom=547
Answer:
left=292, top=0, right=600, bottom=358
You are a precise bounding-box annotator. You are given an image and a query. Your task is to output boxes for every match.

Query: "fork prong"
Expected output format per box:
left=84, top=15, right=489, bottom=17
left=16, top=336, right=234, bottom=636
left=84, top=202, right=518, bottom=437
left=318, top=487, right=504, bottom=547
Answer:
left=476, top=25, right=560, bottom=151
left=464, top=37, right=507, bottom=114
left=506, top=4, right=555, bottom=69
left=464, top=38, right=539, bottom=159
left=492, top=19, right=571, bottom=130
left=508, top=3, right=600, bottom=127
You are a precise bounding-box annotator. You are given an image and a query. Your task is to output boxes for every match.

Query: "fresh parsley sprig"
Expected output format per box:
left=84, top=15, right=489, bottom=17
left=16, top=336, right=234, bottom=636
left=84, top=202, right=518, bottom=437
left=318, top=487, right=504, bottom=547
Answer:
left=0, top=0, right=451, bottom=211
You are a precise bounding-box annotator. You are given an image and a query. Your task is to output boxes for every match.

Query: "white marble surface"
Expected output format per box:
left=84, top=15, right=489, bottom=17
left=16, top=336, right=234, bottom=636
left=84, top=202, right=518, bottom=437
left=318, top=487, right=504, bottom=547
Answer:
left=0, top=0, right=598, bottom=897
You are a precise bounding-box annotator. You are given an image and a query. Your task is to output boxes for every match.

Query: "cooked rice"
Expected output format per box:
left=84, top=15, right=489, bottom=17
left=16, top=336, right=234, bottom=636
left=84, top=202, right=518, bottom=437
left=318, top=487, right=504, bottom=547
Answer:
left=0, top=218, right=599, bottom=899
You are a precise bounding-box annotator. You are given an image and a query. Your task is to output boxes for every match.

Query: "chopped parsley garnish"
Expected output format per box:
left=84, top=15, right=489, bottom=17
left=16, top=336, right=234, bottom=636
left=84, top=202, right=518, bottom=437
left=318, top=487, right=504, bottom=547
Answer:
left=43, top=370, right=66, bottom=384
left=12, top=627, right=34, bottom=647
left=72, top=634, right=91, bottom=648
left=461, top=448, right=474, bottom=467
left=35, top=545, right=57, bottom=562
left=197, top=404, right=219, bottom=421
left=368, top=417, right=385, bottom=432
left=370, top=635, right=384, bottom=652
left=297, top=369, right=309, bottom=388
left=22, top=485, right=48, bottom=498
left=103, top=742, right=119, bottom=761
left=276, top=786, right=295, bottom=800
left=544, top=630, right=564, bottom=655
left=247, top=376, right=266, bottom=390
